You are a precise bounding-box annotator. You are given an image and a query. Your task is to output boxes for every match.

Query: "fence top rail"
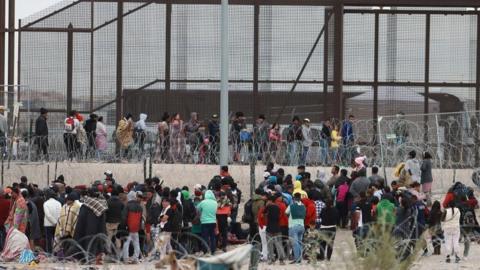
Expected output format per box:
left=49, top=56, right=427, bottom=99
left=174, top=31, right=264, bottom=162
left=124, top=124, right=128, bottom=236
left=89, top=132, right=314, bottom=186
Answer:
left=378, top=110, right=480, bottom=119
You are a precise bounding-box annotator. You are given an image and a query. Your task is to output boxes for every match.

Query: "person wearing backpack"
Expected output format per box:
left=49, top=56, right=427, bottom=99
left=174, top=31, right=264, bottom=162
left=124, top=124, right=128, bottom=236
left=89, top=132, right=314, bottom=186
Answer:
left=64, top=111, right=80, bottom=160
left=442, top=201, right=461, bottom=263
left=285, top=192, right=306, bottom=264
left=458, top=195, right=477, bottom=260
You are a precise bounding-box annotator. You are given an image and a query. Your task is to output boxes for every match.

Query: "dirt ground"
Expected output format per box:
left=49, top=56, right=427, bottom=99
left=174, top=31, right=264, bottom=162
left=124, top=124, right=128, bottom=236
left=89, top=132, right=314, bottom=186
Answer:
left=1, top=228, right=479, bottom=269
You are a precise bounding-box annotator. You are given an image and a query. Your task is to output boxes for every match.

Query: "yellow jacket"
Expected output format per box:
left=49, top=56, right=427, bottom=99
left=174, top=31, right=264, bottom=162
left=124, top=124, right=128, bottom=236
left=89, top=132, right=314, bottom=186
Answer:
left=331, top=130, right=341, bottom=148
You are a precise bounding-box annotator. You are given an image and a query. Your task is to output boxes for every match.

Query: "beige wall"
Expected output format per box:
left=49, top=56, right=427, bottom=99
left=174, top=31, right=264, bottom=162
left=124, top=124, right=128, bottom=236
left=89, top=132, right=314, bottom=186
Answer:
left=1, top=162, right=475, bottom=196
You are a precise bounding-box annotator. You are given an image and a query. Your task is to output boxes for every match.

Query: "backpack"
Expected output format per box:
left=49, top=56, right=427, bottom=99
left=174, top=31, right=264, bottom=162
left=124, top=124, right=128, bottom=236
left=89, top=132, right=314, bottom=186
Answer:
left=65, top=117, right=76, bottom=132
left=290, top=202, right=306, bottom=220
left=240, top=130, right=252, bottom=142
left=182, top=199, right=196, bottom=224
left=241, top=199, right=254, bottom=223
left=462, top=209, right=477, bottom=229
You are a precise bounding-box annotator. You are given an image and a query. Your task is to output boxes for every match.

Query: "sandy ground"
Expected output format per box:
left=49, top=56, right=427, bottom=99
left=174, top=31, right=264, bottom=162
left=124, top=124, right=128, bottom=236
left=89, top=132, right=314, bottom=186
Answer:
left=1, top=229, right=479, bottom=269
left=1, top=163, right=479, bottom=269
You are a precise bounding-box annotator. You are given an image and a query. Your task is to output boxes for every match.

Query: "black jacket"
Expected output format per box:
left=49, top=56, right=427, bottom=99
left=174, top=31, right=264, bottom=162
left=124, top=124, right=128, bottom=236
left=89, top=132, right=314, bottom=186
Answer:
left=320, top=206, right=339, bottom=227
left=84, top=119, right=97, bottom=135
left=35, top=115, right=48, bottom=136
left=106, top=196, right=124, bottom=223
left=73, top=205, right=107, bottom=257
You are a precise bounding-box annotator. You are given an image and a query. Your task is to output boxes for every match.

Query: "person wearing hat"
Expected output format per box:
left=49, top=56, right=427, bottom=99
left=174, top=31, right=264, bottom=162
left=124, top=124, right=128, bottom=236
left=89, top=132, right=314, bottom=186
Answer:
left=0, top=106, right=7, bottom=156
left=35, top=108, right=49, bottom=160
left=208, top=114, right=220, bottom=163
left=300, top=118, right=312, bottom=166
left=55, top=191, right=81, bottom=254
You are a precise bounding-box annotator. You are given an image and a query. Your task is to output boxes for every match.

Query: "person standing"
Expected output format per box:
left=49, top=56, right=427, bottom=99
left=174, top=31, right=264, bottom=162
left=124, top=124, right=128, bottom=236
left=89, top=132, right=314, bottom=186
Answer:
left=230, top=112, right=246, bottom=162
left=105, top=188, right=124, bottom=253
left=208, top=114, right=220, bottom=164
left=95, top=116, right=108, bottom=160
left=0, top=188, right=11, bottom=249
left=54, top=192, right=81, bottom=254
left=170, top=113, right=186, bottom=162
left=64, top=111, right=80, bottom=160
left=253, top=115, right=269, bottom=162
left=285, top=193, right=306, bottom=264
left=43, top=189, right=62, bottom=254
left=122, top=191, right=143, bottom=263
left=320, top=120, right=331, bottom=166
left=116, top=113, right=134, bottom=160
left=318, top=199, right=339, bottom=261
left=330, top=124, right=341, bottom=164
left=426, top=201, right=442, bottom=255
left=216, top=191, right=231, bottom=252
left=268, top=123, right=281, bottom=163
left=264, top=196, right=286, bottom=265
left=184, top=112, right=201, bottom=162
left=0, top=106, right=7, bottom=156
left=73, top=188, right=108, bottom=264
left=4, top=187, right=28, bottom=234
left=420, top=152, right=433, bottom=196
left=287, top=116, right=303, bottom=166
left=134, top=113, right=148, bottom=158
left=84, top=114, right=98, bottom=158
left=405, top=151, right=421, bottom=183
left=300, top=118, right=312, bottom=166
left=197, top=190, right=218, bottom=254
left=442, top=202, right=461, bottom=263
left=34, top=108, right=49, bottom=160
left=341, top=115, right=355, bottom=163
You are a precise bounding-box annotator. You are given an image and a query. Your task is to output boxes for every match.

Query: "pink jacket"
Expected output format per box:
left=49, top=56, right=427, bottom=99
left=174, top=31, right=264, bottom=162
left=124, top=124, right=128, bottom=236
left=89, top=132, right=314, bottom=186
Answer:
left=336, top=182, right=349, bottom=202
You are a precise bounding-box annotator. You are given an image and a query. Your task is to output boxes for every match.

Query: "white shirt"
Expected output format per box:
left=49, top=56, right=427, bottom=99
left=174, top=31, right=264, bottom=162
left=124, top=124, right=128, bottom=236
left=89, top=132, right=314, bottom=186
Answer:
left=64, top=117, right=80, bottom=134
left=43, top=198, right=62, bottom=227
left=302, top=125, right=313, bottom=147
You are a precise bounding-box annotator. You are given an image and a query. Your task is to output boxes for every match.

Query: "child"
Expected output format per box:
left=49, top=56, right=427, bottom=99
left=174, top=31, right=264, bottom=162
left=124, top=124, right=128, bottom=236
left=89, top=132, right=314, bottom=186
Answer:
left=427, top=201, right=443, bottom=255
left=442, top=201, right=461, bottom=263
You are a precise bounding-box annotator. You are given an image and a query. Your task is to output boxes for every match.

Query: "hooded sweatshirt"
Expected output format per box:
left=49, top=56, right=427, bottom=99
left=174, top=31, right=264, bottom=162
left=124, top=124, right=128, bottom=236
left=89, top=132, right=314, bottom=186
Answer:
left=197, top=190, right=218, bottom=224
left=123, top=191, right=143, bottom=233
left=293, top=181, right=308, bottom=199
left=135, top=113, right=147, bottom=130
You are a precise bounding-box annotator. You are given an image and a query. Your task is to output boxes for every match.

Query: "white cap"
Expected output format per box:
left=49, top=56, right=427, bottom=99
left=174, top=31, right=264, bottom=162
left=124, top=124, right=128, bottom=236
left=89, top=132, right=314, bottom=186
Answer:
left=194, top=184, right=202, bottom=190
left=263, top=172, right=270, bottom=179
left=104, top=170, right=113, bottom=176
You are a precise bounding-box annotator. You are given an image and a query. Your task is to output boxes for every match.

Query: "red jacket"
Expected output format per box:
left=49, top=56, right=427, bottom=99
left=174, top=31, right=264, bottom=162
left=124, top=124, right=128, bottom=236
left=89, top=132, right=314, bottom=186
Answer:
left=275, top=197, right=288, bottom=227
left=0, top=196, right=11, bottom=226
left=257, top=206, right=266, bottom=229
left=442, top=192, right=455, bottom=208
left=301, top=198, right=317, bottom=227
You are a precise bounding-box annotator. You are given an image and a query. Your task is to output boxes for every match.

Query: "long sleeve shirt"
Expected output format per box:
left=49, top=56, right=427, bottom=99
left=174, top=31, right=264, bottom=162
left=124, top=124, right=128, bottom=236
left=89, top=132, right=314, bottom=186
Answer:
left=44, top=198, right=62, bottom=227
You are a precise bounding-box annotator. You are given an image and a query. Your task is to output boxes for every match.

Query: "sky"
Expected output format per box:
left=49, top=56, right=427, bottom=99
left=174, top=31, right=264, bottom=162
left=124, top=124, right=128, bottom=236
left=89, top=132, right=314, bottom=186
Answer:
left=17, top=0, right=63, bottom=20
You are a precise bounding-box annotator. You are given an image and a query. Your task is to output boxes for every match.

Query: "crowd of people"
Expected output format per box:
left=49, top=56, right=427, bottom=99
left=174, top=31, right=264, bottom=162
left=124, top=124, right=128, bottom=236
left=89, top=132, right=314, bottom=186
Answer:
left=32, top=109, right=363, bottom=165
left=0, top=150, right=478, bottom=266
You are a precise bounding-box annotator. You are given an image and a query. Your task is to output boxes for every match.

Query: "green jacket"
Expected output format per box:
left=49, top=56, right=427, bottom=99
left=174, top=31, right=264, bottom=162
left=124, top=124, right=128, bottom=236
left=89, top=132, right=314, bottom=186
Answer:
left=376, top=199, right=396, bottom=226
left=197, top=190, right=218, bottom=224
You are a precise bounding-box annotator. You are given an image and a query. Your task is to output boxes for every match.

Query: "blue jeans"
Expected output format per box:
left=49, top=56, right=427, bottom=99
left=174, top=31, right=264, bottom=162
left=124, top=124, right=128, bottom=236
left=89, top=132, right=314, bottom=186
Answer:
left=300, top=146, right=309, bottom=166
left=288, top=141, right=301, bottom=166
left=289, top=225, right=305, bottom=262
left=201, top=223, right=217, bottom=254
left=320, top=139, right=329, bottom=165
